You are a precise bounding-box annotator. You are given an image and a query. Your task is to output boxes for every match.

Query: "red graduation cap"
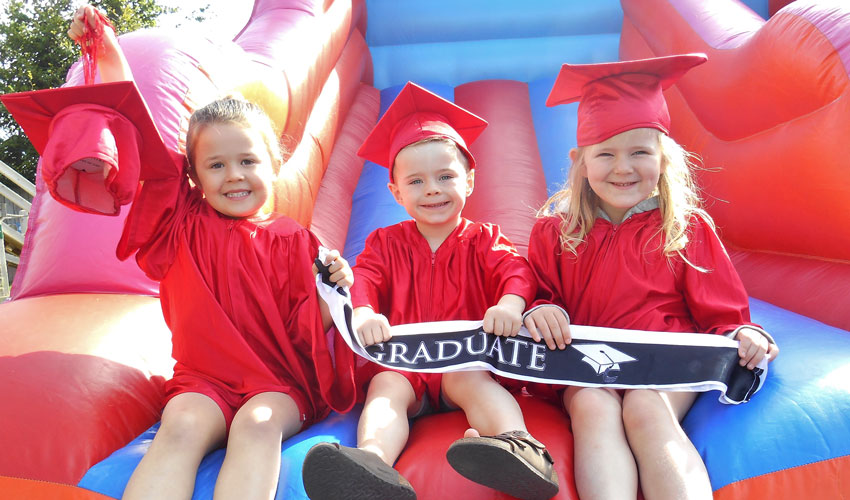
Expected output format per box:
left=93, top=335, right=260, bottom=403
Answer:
left=1, top=81, right=179, bottom=215
left=546, top=53, right=708, bottom=146
left=357, top=82, right=488, bottom=180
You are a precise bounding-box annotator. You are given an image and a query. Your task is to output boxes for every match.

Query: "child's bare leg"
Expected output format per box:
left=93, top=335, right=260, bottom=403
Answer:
left=213, top=392, right=302, bottom=500
left=564, top=386, right=638, bottom=500
left=441, top=370, right=526, bottom=434
left=302, top=371, right=418, bottom=500
left=358, top=370, right=419, bottom=465
left=444, top=371, right=558, bottom=500
left=621, top=390, right=712, bottom=500
left=122, top=393, right=226, bottom=500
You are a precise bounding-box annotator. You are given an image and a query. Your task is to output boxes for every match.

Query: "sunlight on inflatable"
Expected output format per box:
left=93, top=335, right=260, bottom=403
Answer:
left=817, top=364, right=850, bottom=393
left=90, top=299, right=174, bottom=376
left=310, top=70, right=342, bottom=135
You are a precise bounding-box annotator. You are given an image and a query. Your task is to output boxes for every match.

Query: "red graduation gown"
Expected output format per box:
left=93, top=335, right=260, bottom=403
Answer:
left=526, top=208, right=760, bottom=401
left=528, top=209, right=758, bottom=334
left=351, top=219, right=537, bottom=406
left=41, top=106, right=356, bottom=426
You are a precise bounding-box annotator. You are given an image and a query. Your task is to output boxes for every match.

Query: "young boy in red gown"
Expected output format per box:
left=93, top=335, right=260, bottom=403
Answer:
left=302, top=82, right=559, bottom=500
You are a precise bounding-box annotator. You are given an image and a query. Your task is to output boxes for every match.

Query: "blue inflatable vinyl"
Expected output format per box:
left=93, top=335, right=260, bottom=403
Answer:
left=686, top=298, right=850, bottom=490
left=78, top=411, right=360, bottom=499
left=365, top=0, right=622, bottom=87
left=527, top=76, right=578, bottom=196
left=364, top=0, right=623, bottom=46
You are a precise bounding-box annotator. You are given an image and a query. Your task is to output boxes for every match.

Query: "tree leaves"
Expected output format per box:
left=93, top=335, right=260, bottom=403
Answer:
left=0, top=0, right=176, bottom=182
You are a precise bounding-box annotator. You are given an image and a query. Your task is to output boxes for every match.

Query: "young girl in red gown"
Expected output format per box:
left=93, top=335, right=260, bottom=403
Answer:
left=3, top=6, right=358, bottom=499
left=523, top=54, right=779, bottom=500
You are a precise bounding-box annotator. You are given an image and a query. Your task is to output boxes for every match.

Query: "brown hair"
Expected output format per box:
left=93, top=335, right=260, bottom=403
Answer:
left=185, top=97, right=283, bottom=174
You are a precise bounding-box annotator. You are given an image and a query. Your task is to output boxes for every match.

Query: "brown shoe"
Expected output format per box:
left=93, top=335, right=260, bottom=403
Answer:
left=446, top=430, right=559, bottom=500
left=302, top=442, right=417, bottom=500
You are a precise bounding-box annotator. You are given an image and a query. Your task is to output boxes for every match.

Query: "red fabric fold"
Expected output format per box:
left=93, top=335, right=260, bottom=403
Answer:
left=528, top=210, right=760, bottom=335
left=124, top=179, right=357, bottom=419
left=42, top=104, right=142, bottom=215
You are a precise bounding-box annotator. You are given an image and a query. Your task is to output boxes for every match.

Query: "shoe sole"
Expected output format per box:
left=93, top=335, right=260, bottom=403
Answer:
left=302, top=443, right=417, bottom=500
left=446, top=439, right=559, bottom=500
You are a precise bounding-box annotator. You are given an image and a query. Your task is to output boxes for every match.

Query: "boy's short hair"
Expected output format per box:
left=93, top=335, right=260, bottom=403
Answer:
left=395, top=136, right=472, bottom=178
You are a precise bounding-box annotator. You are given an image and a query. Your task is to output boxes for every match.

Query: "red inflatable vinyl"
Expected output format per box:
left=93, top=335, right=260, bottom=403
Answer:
left=0, top=294, right=171, bottom=484
left=396, top=395, right=580, bottom=500
left=311, top=84, right=380, bottom=251
left=0, top=476, right=115, bottom=500
left=456, top=80, right=549, bottom=258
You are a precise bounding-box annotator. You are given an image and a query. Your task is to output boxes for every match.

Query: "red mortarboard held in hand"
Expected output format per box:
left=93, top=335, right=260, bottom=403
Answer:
left=546, top=53, right=708, bottom=146
left=357, top=82, right=488, bottom=181
left=0, top=13, right=177, bottom=216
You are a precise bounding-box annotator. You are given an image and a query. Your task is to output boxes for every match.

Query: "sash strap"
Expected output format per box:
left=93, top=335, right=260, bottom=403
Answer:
left=315, top=251, right=766, bottom=405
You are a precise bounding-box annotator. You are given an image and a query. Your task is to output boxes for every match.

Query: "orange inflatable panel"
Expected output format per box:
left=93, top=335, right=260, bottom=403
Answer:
left=620, top=0, right=850, bottom=262
left=0, top=476, right=114, bottom=500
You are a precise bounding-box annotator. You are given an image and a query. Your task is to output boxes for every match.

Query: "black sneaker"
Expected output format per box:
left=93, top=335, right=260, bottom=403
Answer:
left=446, top=430, right=559, bottom=500
left=302, top=442, right=417, bottom=500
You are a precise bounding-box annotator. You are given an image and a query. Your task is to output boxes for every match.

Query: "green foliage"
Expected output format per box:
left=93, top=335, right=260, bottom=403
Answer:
left=0, top=0, right=176, bottom=182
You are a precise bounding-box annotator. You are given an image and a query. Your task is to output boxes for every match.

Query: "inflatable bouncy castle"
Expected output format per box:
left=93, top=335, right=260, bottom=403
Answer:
left=1, top=0, right=849, bottom=498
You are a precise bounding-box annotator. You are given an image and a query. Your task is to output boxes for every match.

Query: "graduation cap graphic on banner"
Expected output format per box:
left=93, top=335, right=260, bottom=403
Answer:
left=572, top=343, right=638, bottom=382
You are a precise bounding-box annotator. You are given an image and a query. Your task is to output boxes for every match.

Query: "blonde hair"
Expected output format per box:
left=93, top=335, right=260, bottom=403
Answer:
left=185, top=97, right=284, bottom=174
left=538, top=132, right=714, bottom=268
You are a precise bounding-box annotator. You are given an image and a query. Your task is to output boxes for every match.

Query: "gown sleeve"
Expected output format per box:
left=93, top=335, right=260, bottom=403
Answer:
left=36, top=87, right=184, bottom=218
left=31, top=87, right=187, bottom=280
left=41, top=104, right=147, bottom=216
left=350, top=230, right=389, bottom=312
left=282, top=227, right=357, bottom=413
left=479, top=224, right=537, bottom=306
left=681, top=216, right=761, bottom=335
left=527, top=217, right=570, bottom=311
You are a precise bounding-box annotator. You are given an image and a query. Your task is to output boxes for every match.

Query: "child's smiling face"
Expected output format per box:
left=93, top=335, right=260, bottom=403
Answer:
left=191, top=122, right=277, bottom=219
left=388, top=139, right=474, bottom=238
left=579, top=127, right=663, bottom=223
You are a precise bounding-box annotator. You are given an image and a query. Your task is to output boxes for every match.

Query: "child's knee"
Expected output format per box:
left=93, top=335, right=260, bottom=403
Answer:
left=621, top=390, right=667, bottom=433
left=157, top=410, right=224, bottom=450
left=229, top=393, right=302, bottom=442
left=442, top=370, right=490, bottom=391
left=565, top=387, right=621, bottom=422
left=229, top=412, right=284, bottom=443
left=367, top=371, right=416, bottom=402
